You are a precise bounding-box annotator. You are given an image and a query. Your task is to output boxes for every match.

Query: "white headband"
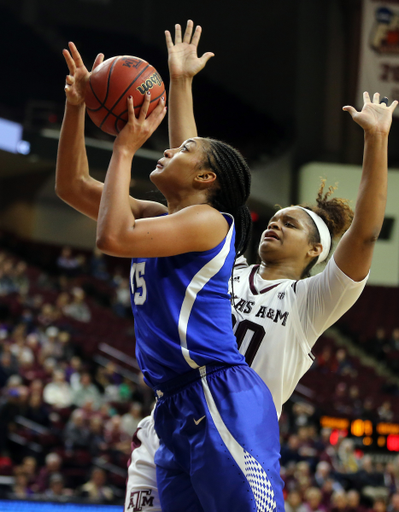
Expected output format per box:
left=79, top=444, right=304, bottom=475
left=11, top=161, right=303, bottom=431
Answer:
left=295, top=206, right=332, bottom=264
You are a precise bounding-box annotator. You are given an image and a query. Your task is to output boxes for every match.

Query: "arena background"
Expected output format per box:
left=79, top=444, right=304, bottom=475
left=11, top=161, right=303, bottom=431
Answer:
left=1, top=0, right=399, bottom=510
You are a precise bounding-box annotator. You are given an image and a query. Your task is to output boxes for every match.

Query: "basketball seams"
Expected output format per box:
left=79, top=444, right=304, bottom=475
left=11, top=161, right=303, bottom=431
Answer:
left=87, top=57, right=118, bottom=113
left=85, top=55, right=165, bottom=135
left=100, top=61, right=150, bottom=130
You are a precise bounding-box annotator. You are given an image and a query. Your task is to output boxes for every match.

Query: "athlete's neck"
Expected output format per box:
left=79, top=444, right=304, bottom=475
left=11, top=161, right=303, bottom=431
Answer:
left=167, top=192, right=211, bottom=214
left=257, top=260, right=302, bottom=281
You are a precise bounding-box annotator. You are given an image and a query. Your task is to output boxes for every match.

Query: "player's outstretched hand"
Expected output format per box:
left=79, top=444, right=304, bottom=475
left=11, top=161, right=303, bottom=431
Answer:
left=165, top=20, right=214, bottom=80
left=343, top=92, right=398, bottom=135
left=63, top=42, right=104, bottom=106
left=113, top=93, right=167, bottom=155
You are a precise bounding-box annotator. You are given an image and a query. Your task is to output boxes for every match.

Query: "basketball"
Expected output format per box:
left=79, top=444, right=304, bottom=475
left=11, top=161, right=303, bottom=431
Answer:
left=85, top=55, right=166, bottom=136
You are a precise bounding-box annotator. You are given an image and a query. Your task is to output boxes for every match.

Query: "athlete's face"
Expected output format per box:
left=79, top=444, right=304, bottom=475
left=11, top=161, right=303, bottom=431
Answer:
left=150, top=138, right=214, bottom=193
left=258, top=207, right=321, bottom=266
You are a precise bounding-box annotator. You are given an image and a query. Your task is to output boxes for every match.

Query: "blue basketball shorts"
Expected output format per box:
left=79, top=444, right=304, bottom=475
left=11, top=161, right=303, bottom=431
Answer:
left=152, top=363, right=284, bottom=512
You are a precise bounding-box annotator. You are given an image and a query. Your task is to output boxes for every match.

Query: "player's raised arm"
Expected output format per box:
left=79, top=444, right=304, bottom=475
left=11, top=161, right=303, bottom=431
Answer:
left=56, top=42, right=167, bottom=221
left=165, top=20, right=214, bottom=148
left=334, top=92, right=398, bottom=281
left=55, top=42, right=105, bottom=221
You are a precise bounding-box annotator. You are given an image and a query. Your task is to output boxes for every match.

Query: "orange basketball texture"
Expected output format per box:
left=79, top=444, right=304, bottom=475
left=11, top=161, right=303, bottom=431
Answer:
left=85, top=56, right=166, bottom=136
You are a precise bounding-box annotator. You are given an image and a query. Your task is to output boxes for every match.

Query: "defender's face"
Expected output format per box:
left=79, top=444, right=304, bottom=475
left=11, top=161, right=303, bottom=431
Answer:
left=258, top=207, right=315, bottom=263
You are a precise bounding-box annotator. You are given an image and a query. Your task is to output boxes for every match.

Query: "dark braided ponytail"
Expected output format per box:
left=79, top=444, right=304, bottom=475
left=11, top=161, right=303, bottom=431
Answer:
left=299, top=179, right=354, bottom=278
left=200, top=139, right=252, bottom=256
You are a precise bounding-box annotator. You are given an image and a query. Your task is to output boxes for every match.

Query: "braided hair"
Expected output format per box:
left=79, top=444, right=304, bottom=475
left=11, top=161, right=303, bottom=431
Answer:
left=300, top=179, right=354, bottom=278
left=200, top=138, right=252, bottom=256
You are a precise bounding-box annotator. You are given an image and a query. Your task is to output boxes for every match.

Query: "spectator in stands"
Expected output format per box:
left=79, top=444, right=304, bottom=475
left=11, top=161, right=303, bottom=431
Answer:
left=66, top=355, right=83, bottom=391
left=378, top=400, right=394, bottom=422
left=337, top=439, right=358, bottom=474
left=0, top=352, right=17, bottom=387
left=40, top=326, right=63, bottom=361
left=59, top=330, right=77, bottom=361
left=90, top=247, right=109, bottom=280
left=367, top=327, right=389, bottom=361
left=356, top=455, right=386, bottom=502
left=64, top=287, right=91, bottom=323
left=347, top=385, right=364, bottom=418
left=37, top=303, right=59, bottom=327
left=43, top=473, right=70, bottom=498
left=285, top=490, right=307, bottom=512
left=374, top=498, right=387, bottom=512
left=26, top=392, right=51, bottom=427
left=0, top=259, right=16, bottom=296
left=316, top=346, right=334, bottom=374
left=334, top=348, right=354, bottom=376
left=13, top=261, right=30, bottom=296
left=56, top=246, right=81, bottom=278
left=33, top=452, right=63, bottom=493
left=63, top=409, right=90, bottom=451
left=346, top=489, right=367, bottom=512
left=390, top=329, right=399, bottom=352
left=11, top=474, right=32, bottom=498
left=388, top=493, right=399, bottom=512
left=72, top=372, right=102, bottom=410
left=303, top=487, right=326, bottom=512
left=43, top=369, right=73, bottom=409
left=121, top=402, right=143, bottom=436
left=112, top=278, right=131, bottom=318
left=78, top=467, right=113, bottom=502
left=314, top=461, right=343, bottom=493
left=14, top=456, right=37, bottom=488
left=281, top=434, right=303, bottom=466
left=330, top=491, right=348, bottom=512
left=88, top=415, right=107, bottom=456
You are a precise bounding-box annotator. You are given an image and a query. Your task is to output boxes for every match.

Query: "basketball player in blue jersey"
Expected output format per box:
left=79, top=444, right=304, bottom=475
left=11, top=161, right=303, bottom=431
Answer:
left=121, top=21, right=398, bottom=512
left=57, top=43, right=284, bottom=511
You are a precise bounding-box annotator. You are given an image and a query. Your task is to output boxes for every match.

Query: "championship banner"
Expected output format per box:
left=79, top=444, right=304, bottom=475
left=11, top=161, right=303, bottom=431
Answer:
left=358, top=0, right=399, bottom=115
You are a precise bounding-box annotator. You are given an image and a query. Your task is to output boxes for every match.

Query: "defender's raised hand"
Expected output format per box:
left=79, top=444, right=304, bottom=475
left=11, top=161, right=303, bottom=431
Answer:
left=343, top=92, right=398, bottom=135
left=63, top=42, right=104, bottom=105
left=165, top=20, right=214, bottom=80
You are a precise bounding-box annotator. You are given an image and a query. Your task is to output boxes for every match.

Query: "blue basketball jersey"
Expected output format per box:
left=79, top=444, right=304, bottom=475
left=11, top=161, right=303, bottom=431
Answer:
left=129, top=214, right=246, bottom=387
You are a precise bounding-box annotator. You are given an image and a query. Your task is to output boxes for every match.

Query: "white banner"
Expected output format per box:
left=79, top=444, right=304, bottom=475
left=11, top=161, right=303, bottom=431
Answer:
left=358, top=0, right=399, bottom=114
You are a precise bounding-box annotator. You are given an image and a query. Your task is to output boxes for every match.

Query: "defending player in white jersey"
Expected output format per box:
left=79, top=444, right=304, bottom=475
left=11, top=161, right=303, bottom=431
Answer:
left=123, top=20, right=397, bottom=511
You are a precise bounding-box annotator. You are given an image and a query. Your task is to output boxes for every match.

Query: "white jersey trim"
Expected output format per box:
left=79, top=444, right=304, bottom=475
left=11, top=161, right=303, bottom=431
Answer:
left=178, top=215, right=234, bottom=369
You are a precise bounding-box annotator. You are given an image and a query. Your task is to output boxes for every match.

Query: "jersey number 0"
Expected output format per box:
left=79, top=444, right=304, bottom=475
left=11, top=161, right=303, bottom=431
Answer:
left=232, top=317, right=265, bottom=366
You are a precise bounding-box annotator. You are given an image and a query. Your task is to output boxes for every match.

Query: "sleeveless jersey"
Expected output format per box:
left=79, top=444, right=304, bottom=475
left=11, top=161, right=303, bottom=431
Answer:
left=230, top=256, right=368, bottom=418
left=130, top=214, right=245, bottom=388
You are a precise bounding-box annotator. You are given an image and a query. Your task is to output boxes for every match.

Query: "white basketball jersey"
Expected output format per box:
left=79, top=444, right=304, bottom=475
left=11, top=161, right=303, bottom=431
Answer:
left=231, top=256, right=368, bottom=418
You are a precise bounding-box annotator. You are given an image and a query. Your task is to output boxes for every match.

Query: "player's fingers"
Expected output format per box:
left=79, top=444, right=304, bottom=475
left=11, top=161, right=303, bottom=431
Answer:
left=342, top=105, right=357, bottom=117
left=191, top=25, right=202, bottom=47
left=139, top=91, right=151, bottom=123
left=149, top=98, right=167, bottom=127
left=165, top=30, right=174, bottom=50
left=389, top=100, right=398, bottom=112
left=373, top=92, right=380, bottom=104
left=66, top=75, right=75, bottom=86
left=92, top=53, right=104, bottom=71
left=174, top=24, right=182, bottom=44
left=63, top=49, right=76, bottom=74
left=127, top=95, right=136, bottom=123
left=183, top=20, right=194, bottom=43
left=363, top=91, right=371, bottom=104
left=68, top=41, right=85, bottom=68
left=199, top=52, right=215, bottom=67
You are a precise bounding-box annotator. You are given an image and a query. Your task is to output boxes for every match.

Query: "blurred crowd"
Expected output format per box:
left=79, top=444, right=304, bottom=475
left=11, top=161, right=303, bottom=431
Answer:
left=1, top=235, right=399, bottom=508
left=0, top=241, right=152, bottom=503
